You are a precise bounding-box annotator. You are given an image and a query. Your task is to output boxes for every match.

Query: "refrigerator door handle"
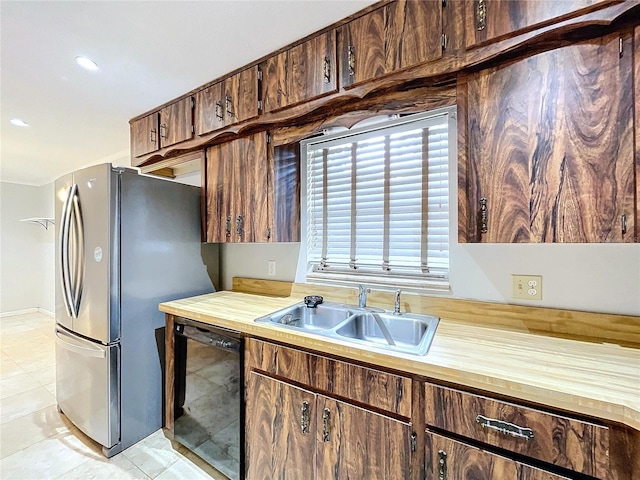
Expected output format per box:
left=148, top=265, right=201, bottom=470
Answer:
left=70, top=191, right=85, bottom=317
left=59, top=184, right=75, bottom=318
left=55, top=329, right=106, bottom=359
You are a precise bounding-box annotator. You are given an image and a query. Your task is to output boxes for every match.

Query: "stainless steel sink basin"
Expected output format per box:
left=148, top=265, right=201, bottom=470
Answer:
left=255, top=301, right=439, bottom=356
left=254, top=301, right=357, bottom=332
left=335, top=312, right=439, bottom=356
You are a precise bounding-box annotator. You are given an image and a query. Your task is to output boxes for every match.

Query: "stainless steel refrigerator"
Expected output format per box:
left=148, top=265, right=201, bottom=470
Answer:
left=54, top=163, right=214, bottom=457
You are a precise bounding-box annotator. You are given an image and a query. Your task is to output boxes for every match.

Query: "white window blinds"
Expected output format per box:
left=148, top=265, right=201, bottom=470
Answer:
left=305, top=110, right=451, bottom=287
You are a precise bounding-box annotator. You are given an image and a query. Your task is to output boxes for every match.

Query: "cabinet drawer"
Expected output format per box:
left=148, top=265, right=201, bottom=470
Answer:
left=246, top=338, right=411, bottom=417
left=426, top=430, right=571, bottom=480
left=425, top=384, right=609, bottom=478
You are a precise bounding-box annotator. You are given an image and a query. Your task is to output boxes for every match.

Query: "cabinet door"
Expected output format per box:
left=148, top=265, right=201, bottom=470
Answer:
left=205, top=143, right=232, bottom=243
left=130, top=113, right=159, bottom=159
left=195, top=82, right=224, bottom=136
left=224, top=66, right=259, bottom=126
left=261, top=51, right=288, bottom=113
left=287, top=31, right=338, bottom=107
left=245, top=372, right=316, bottom=480
left=465, top=0, right=614, bottom=49
left=463, top=31, right=634, bottom=243
left=317, top=396, right=412, bottom=479
left=341, top=1, right=443, bottom=90
left=635, top=25, right=640, bottom=242
left=159, top=96, right=193, bottom=148
left=262, top=33, right=337, bottom=114
left=340, top=5, right=388, bottom=89
left=237, top=132, right=270, bottom=242
left=387, top=0, right=443, bottom=71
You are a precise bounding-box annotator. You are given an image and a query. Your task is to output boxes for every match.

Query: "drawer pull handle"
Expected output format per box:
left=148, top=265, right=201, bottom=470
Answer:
left=301, top=401, right=310, bottom=434
left=322, top=408, right=331, bottom=442
left=476, top=415, right=534, bottom=440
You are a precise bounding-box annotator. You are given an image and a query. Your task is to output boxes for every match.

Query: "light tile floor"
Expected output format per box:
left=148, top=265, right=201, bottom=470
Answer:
left=0, top=312, right=227, bottom=480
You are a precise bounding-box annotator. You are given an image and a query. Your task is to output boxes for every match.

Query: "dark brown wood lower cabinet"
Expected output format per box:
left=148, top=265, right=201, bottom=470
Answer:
left=245, top=371, right=412, bottom=480
left=317, top=396, right=412, bottom=480
left=425, top=430, right=570, bottom=480
left=245, top=372, right=316, bottom=480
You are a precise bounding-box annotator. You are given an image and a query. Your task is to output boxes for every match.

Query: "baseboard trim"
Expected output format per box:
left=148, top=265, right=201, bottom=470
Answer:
left=1, top=307, right=54, bottom=318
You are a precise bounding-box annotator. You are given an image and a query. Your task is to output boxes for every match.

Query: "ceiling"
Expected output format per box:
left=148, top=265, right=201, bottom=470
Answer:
left=0, top=0, right=378, bottom=186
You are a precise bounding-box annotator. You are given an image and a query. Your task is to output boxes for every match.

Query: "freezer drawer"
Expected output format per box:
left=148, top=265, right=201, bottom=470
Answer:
left=55, top=327, right=119, bottom=448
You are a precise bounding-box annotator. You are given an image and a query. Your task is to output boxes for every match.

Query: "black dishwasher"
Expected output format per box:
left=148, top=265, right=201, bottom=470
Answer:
left=173, top=319, right=243, bottom=480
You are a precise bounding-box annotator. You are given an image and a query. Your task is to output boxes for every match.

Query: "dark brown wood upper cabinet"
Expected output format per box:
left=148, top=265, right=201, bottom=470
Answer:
left=465, top=0, right=615, bottom=49
left=261, top=31, right=337, bottom=114
left=130, top=97, right=194, bottom=164
left=460, top=31, right=635, bottom=243
left=340, top=0, right=443, bottom=90
left=158, top=96, right=194, bottom=148
left=195, top=66, right=258, bottom=136
left=205, top=132, right=270, bottom=243
left=195, top=81, right=224, bottom=135
left=130, top=113, right=159, bottom=158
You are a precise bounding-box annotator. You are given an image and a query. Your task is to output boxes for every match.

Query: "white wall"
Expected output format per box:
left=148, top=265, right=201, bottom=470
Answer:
left=220, top=241, right=640, bottom=316
left=0, top=182, right=54, bottom=314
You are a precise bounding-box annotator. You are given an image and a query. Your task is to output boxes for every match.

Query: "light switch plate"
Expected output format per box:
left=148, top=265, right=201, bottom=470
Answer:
left=512, top=275, right=542, bottom=300
left=268, top=260, right=276, bottom=277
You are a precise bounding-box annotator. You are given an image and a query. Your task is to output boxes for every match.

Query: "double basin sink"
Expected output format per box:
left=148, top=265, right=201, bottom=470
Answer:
left=255, top=301, right=439, bottom=356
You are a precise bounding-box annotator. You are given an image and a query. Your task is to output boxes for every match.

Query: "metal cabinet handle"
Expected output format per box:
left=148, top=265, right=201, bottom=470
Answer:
left=235, top=215, right=244, bottom=237
left=149, top=128, right=157, bottom=144
left=479, top=197, right=488, bottom=234
left=476, top=0, right=487, bottom=31
left=476, top=414, right=534, bottom=440
left=301, top=401, right=310, bottom=434
left=438, top=450, right=447, bottom=480
left=347, top=46, right=356, bottom=76
left=322, top=408, right=331, bottom=442
left=159, top=123, right=167, bottom=139
left=323, top=56, right=331, bottom=83
left=225, top=216, right=231, bottom=237
left=225, top=96, right=235, bottom=119
left=621, top=214, right=627, bottom=235
left=215, top=101, right=223, bottom=122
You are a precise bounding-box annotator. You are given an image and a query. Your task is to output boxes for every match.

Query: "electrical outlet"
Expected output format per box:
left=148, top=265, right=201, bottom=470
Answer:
left=512, top=275, right=542, bottom=300
left=268, top=260, right=276, bottom=277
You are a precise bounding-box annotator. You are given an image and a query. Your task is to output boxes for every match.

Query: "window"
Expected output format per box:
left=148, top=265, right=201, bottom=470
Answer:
left=302, top=108, right=453, bottom=291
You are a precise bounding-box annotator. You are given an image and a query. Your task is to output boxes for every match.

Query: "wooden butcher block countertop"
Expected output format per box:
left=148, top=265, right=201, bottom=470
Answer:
left=159, top=279, right=640, bottom=432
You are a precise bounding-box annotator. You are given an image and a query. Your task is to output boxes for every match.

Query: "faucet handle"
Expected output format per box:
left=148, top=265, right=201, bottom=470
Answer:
left=357, top=284, right=370, bottom=308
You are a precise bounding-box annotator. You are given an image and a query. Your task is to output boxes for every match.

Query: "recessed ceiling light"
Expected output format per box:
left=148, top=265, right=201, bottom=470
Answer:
left=75, top=56, right=99, bottom=71
left=10, top=118, right=29, bottom=127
